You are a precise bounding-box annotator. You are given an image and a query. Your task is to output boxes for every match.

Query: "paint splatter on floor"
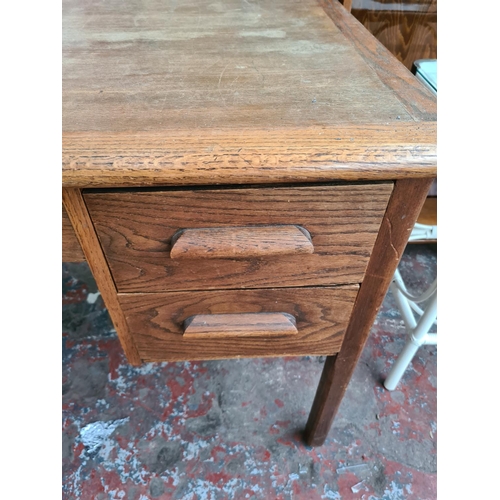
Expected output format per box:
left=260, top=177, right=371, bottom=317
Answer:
left=63, top=244, right=437, bottom=500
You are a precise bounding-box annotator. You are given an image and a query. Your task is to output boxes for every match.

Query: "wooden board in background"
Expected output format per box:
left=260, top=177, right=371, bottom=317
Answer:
left=350, top=0, right=437, bottom=70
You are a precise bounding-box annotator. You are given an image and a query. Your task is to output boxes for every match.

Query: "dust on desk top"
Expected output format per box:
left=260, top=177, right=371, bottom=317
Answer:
left=62, top=0, right=412, bottom=133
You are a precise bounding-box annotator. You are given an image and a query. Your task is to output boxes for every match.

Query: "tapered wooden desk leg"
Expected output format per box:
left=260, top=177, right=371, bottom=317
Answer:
left=304, top=178, right=434, bottom=446
left=63, top=188, right=142, bottom=366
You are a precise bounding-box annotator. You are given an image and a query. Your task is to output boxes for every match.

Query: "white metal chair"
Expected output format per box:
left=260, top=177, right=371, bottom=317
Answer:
left=384, top=59, right=437, bottom=391
left=384, top=267, right=437, bottom=390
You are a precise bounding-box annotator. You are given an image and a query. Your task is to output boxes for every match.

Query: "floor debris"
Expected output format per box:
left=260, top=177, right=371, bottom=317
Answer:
left=80, top=418, right=130, bottom=454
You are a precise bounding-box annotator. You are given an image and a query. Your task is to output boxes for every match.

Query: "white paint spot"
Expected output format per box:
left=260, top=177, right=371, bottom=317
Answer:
left=322, top=485, right=341, bottom=499
left=111, top=375, right=128, bottom=394
left=383, top=481, right=407, bottom=499
left=351, top=480, right=368, bottom=493
left=107, top=490, right=126, bottom=500
left=222, top=478, right=241, bottom=495
left=161, top=467, right=181, bottom=486
left=183, top=439, right=210, bottom=461
left=336, top=463, right=369, bottom=474
left=80, top=418, right=129, bottom=453
left=86, top=291, right=101, bottom=304
left=100, top=440, right=115, bottom=461
left=135, top=363, right=157, bottom=375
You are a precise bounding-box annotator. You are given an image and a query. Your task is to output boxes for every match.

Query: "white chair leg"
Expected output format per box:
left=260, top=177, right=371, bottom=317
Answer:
left=384, top=293, right=437, bottom=391
left=391, top=271, right=418, bottom=331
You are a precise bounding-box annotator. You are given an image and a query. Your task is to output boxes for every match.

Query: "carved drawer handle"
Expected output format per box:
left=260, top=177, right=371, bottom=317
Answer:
left=183, top=312, right=298, bottom=338
left=170, top=225, right=313, bottom=259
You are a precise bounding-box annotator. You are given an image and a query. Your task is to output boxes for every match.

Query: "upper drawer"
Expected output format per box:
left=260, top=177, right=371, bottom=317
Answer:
left=84, top=183, right=392, bottom=292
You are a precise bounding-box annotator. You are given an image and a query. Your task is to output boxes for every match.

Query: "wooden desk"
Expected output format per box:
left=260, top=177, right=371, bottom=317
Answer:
left=62, top=0, right=436, bottom=446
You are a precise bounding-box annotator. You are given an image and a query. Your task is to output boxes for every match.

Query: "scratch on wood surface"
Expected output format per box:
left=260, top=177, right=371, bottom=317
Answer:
left=386, top=217, right=400, bottom=262
left=218, top=62, right=231, bottom=106
left=251, top=59, right=264, bottom=85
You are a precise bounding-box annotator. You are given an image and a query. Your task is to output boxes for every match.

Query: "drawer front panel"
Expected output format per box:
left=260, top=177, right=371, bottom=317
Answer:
left=85, top=183, right=392, bottom=292
left=119, top=286, right=359, bottom=362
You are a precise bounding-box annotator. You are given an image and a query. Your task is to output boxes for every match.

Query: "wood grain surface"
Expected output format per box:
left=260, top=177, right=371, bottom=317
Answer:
left=62, top=0, right=436, bottom=188
left=304, top=177, right=434, bottom=446
left=62, top=205, right=85, bottom=262
left=119, top=286, right=359, bottom=361
left=170, top=225, right=313, bottom=259
left=351, top=0, right=437, bottom=70
left=183, top=312, right=298, bottom=338
left=319, top=0, right=436, bottom=121
left=84, top=183, right=393, bottom=292
left=63, top=0, right=411, bottom=133
left=63, top=124, right=436, bottom=188
left=62, top=188, right=141, bottom=365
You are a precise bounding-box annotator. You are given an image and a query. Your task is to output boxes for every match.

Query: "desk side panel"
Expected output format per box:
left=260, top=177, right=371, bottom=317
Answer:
left=63, top=205, right=86, bottom=262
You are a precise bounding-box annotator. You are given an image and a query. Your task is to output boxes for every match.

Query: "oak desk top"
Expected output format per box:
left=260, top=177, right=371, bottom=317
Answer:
left=62, top=0, right=436, bottom=188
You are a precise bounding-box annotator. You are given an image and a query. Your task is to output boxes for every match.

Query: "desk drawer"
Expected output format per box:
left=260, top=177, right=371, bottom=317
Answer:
left=85, top=183, right=392, bottom=292
left=119, top=286, right=359, bottom=362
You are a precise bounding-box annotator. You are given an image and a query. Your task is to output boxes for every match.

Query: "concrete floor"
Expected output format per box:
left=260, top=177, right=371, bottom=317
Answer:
left=62, top=244, right=437, bottom=500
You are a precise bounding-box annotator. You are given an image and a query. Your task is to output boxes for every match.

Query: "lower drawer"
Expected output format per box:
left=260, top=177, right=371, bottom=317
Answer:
left=119, top=286, right=359, bottom=362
